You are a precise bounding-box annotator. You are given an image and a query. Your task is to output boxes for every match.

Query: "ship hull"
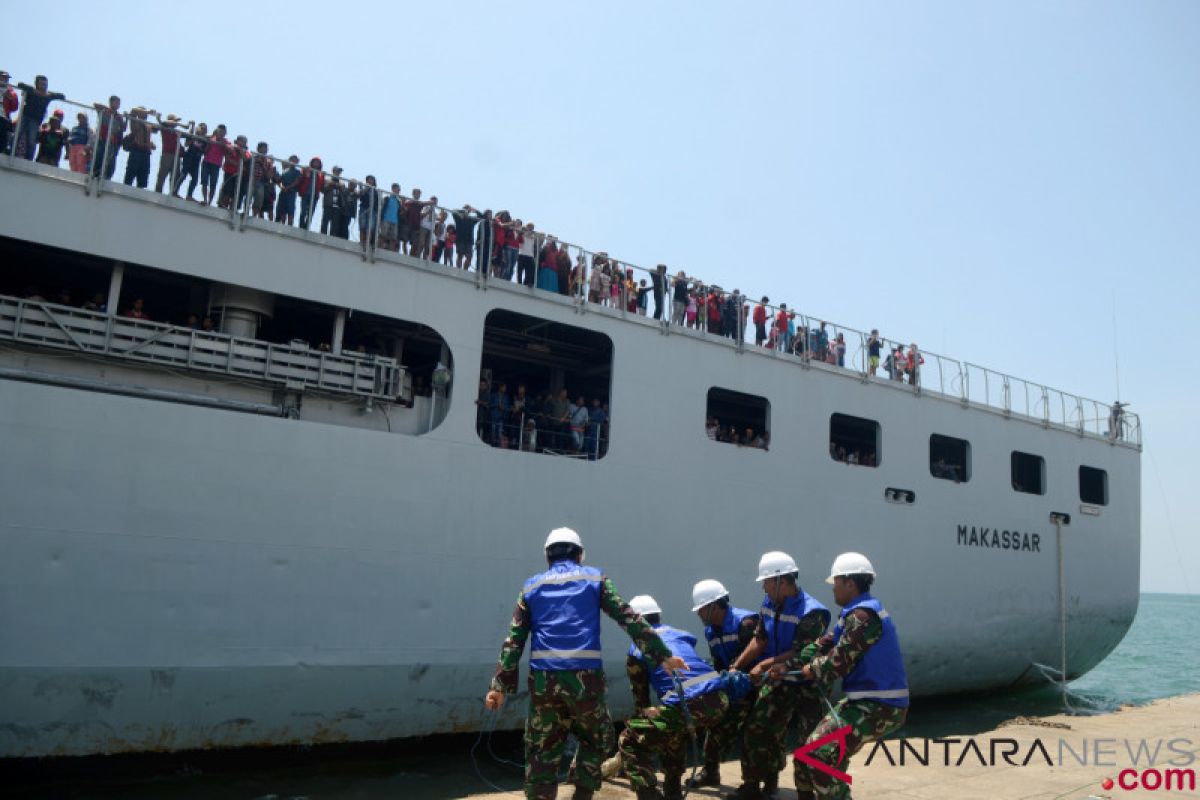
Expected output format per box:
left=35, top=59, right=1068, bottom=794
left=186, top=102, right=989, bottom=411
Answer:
left=0, top=163, right=1140, bottom=757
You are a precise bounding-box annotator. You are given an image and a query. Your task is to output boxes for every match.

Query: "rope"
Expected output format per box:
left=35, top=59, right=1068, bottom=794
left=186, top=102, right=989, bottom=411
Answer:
left=471, top=706, right=580, bottom=793
left=471, top=710, right=522, bottom=793
left=1030, top=663, right=1109, bottom=714
left=776, top=671, right=845, bottom=729
left=673, top=673, right=703, bottom=798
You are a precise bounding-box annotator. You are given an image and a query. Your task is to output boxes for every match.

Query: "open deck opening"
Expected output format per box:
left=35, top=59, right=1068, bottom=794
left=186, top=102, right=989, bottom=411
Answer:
left=477, top=308, right=613, bottom=458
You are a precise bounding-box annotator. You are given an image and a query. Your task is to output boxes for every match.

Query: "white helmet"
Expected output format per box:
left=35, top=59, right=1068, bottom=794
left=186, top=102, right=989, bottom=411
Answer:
left=756, top=551, right=798, bottom=582
left=544, top=527, right=583, bottom=550
left=691, top=579, right=730, bottom=612
left=629, top=594, right=662, bottom=616
left=826, top=552, right=876, bottom=584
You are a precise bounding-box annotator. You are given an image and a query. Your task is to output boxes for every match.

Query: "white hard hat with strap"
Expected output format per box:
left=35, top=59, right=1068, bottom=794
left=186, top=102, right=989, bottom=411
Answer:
left=691, top=579, right=730, bottom=611
left=826, top=551, right=876, bottom=583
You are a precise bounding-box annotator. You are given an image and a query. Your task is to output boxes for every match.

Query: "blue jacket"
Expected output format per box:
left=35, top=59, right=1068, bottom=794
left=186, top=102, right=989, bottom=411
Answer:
left=761, top=590, right=830, bottom=660
left=523, top=560, right=604, bottom=671
left=836, top=594, right=909, bottom=708
left=630, top=625, right=722, bottom=706
left=705, top=606, right=760, bottom=670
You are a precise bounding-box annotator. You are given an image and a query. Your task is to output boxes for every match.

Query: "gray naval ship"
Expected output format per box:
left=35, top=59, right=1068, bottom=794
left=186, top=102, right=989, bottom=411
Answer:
left=0, top=115, right=1141, bottom=757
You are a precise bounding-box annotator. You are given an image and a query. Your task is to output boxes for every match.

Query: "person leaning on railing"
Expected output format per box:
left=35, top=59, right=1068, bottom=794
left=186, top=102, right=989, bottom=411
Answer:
left=249, top=142, right=276, bottom=219
left=174, top=122, right=206, bottom=200
left=91, top=95, right=125, bottom=181
left=122, top=107, right=157, bottom=189
left=153, top=113, right=192, bottom=194
left=296, top=157, right=324, bottom=230
left=14, top=74, right=65, bottom=160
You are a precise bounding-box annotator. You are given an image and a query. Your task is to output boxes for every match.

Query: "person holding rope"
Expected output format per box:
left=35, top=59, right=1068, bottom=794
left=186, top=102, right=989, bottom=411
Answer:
left=726, top=551, right=831, bottom=800
left=772, top=552, right=909, bottom=800
left=618, top=594, right=752, bottom=800
left=687, top=578, right=761, bottom=788
left=484, top=527, right=684, bottom=800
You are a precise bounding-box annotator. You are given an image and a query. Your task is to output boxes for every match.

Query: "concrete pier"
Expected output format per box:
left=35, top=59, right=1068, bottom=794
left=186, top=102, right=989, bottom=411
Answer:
left=469, top=693, right=1200, bottom=799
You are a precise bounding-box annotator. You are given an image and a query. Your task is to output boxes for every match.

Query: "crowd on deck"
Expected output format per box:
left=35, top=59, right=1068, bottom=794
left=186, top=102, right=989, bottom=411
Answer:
left=476, top=382, right=609, bottom=459
left=3, top=70, right=925, bottom=382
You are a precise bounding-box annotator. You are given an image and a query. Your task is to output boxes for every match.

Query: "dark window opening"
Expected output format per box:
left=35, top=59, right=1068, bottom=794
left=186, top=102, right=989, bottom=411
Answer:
left=478, top=309, right=613, bottom=459
left=1079, top=466, right=1108, bottom=506
left=0, top=235, right=114, bottom=310
left=930, top=434, right=971, bottom=483
left=706, top=387, right=770, bottom=449
left=830, top=413, right=879, bottom=467
left=1011, top=451, right=1045, bottom=495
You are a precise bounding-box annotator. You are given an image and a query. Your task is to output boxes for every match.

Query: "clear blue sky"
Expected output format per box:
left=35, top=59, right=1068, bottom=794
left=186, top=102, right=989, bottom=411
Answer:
left=8, top=1, right=1197, bottom=593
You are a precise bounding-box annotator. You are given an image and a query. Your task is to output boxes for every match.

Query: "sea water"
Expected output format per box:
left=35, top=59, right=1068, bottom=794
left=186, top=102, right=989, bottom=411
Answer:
left=904, top=592, right=1200, bottom=739
left=9, top=594, right=1198, bottom=798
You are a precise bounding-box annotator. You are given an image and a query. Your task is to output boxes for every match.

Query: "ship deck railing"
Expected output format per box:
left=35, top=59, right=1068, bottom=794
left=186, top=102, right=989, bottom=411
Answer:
left=0, top=97, right=1141, bottom=449
left=0, top=294, right=406, bottom=402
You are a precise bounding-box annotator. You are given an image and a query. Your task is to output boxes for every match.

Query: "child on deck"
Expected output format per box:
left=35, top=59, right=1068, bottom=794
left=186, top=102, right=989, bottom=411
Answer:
left=67, top=112, right=90, bottom=173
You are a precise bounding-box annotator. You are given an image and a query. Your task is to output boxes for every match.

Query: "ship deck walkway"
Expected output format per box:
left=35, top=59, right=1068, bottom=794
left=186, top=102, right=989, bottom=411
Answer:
left=0, top=294, right=405, bottom=401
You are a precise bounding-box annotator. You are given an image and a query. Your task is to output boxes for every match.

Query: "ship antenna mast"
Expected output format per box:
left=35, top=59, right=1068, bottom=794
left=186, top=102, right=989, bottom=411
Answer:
left=1111, top=290, right=1122, bottom=402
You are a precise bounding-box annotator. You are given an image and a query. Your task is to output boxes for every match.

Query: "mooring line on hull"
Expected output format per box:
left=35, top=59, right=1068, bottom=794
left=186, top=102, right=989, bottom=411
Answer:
left=471, top=708, right=582, bottom=793
left=471, top=711, right=522, bottom=794
left=1031, top=662, right=1108, bottom=715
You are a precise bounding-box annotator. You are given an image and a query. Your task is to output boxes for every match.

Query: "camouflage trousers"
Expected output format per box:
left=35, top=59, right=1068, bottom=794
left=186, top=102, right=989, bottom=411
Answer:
left=741, top=679, right=824, bottom=782
left=523, top=669, right=615, bottom=800
left=792, top=698, right=907, bottom=799
left=703, top=691, right=753, bottom=763
left=618, top=688, right=730, bottom=790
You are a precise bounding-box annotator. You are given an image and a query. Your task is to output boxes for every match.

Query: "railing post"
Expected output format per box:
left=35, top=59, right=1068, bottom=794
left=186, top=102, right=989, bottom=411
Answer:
left=105, top=262, right=125, bottom=319
left=241, top=152, right=256, bottom=232
left=229, top=152, right=244, bottom=229
left=729, top=293, right=739, bottom=352
left=8, top=102, right=23, bottom=165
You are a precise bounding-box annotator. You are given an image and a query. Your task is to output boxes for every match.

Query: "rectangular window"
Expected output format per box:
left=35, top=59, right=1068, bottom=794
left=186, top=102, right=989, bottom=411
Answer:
left=1079, top=466, right=1108, bottom=505
left=1011, top=451, right=1045, bottom=495
left=706, top=387, right=770, bottom=449
left=830, top=413, right=879, bottom=467
left=930, top=434, right=970, bottom=483
left=478, top=309, right=613, bottom=459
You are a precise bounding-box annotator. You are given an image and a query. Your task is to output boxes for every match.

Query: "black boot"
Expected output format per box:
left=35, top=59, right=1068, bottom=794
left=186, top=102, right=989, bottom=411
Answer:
left=762, top=772, right=779, bottom=800
left=662, top=774, right=684, bottom=800
left=571, top=788, right=594, bottom=800
left=636, top=786, right=665, bottom=800
left=686, top=760, right=722, bottom=787
left=723, top=782, right=762, bottom=800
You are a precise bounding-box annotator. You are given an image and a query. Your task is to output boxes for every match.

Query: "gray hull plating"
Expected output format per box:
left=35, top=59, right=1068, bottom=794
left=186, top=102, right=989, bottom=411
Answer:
left=0, top=167, right=1140, bottom=757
